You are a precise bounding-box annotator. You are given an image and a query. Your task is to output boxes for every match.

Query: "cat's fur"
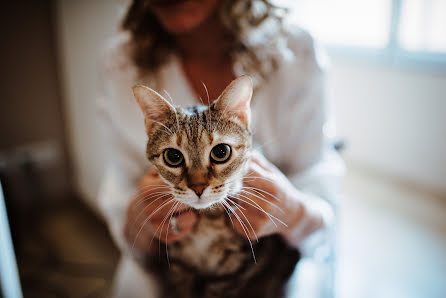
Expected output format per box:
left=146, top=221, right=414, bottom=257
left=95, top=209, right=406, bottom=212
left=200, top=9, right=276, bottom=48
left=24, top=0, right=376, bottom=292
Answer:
left=133, top=76, right=300, bottom=298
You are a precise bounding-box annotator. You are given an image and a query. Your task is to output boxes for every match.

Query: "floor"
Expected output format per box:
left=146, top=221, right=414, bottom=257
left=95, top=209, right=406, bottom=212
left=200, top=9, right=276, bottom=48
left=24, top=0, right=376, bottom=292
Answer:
left=16, top=200, right=120, bottom=298
left=14, top=165, right=446, bottom=298
left=338, top=164, right=446, bottom=298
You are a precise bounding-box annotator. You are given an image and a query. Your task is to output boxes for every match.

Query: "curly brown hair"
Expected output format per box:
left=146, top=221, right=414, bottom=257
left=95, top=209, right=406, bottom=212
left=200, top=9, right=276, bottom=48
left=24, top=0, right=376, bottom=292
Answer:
left=122, top=0, right=291, bottom=87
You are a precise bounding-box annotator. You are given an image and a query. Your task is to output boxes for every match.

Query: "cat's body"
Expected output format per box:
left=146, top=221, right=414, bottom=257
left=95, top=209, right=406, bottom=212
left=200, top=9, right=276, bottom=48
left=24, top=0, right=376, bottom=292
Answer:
left=146, top=207, right=300, bottom=298
left=132, top=76, right=300, bottom=297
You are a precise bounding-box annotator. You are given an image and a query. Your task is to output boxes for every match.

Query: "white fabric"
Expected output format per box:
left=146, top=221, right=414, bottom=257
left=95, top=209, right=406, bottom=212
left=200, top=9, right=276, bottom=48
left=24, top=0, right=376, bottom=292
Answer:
left=97, top=28, right=344, bottom=297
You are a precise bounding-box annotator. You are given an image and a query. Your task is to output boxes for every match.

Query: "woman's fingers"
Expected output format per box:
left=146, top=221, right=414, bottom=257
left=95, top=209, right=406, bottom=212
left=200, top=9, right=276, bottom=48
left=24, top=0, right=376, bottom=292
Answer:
left=231, top=204, right=265, bottom=240
left=127, top=196, right=197, bottom=248
left=125, top=168, right=198, bottom=250
left=158, top=210, right=197, bottom=243
left=231, top=154, right=298, bottom=239
left=230, top=189, right=283, bottom=240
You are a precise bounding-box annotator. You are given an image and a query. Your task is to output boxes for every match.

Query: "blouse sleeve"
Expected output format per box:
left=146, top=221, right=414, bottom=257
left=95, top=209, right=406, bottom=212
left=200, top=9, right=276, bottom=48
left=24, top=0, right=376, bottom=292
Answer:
left=96, top=119, right=144, bottom=253
left=275, top=33, right=345, bottom=251
left=96, top=39, right=147, bottom=254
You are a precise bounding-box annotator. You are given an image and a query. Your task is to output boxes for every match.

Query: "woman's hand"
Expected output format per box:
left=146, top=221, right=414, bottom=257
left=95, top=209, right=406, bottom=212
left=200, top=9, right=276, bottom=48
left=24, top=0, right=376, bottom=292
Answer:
left=230, top=151, right=327, bottom=245
left=124, top=167, right=197, bottom=253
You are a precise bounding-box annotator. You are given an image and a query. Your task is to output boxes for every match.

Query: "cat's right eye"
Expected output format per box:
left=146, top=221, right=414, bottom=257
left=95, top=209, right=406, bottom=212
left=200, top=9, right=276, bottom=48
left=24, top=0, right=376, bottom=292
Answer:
left=163, top=148, right=184, bottom=167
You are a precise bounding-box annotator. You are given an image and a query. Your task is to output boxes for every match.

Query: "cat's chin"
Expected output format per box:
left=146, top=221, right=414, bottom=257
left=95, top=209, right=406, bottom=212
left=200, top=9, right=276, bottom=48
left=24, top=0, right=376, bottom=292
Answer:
left=187, top=201, right=217, bottom=210
left=185, top=200, right=225, bottom=209
left=177, top=196, right=225, bottom=210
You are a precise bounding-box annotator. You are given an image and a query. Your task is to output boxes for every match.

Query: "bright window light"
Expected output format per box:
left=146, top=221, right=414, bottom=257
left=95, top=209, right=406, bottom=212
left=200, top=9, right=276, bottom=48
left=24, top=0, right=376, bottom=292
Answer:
left=399, top=0, right=446, bottom=52
left=281, top=0, right=392, bottom=48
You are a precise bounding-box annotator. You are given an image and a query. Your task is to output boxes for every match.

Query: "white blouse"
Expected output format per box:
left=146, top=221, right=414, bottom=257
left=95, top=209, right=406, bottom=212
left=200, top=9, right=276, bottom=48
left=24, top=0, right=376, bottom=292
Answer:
left=97, top=28, right=344, bottom=297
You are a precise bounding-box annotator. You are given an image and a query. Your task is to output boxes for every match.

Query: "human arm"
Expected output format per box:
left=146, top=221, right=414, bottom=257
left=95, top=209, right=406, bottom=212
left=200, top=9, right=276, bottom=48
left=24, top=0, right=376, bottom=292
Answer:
left=231, top=33, right=344, bottom=249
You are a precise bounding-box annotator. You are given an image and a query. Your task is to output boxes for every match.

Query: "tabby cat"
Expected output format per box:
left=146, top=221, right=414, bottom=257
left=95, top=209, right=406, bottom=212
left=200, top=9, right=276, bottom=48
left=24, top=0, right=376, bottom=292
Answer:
left=132, top=76, right=300, bottom=298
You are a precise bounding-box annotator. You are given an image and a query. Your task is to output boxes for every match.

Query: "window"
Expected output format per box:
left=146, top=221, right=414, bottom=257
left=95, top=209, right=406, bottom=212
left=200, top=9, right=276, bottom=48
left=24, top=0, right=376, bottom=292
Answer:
left=399, top=0, right=446, bottom=52
left=278, top=0, right=446, bottom=65
left=287, top=0, right=392, bottom=49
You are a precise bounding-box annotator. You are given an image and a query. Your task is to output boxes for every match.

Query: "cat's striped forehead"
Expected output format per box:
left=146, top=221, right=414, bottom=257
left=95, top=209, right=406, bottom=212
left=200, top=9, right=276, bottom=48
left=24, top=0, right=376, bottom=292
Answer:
left=146, top=105, right=249, bottom=161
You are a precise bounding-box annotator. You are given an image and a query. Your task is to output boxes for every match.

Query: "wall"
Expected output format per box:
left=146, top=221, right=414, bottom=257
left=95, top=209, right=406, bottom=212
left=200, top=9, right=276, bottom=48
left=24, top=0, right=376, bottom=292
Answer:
left=0, top=1, right=70, bottom=199
left=56, top=0, right=123, bottom=210
left=55, top=1, right=446, bottom=208
left=331, top=58, right=446, bottom=194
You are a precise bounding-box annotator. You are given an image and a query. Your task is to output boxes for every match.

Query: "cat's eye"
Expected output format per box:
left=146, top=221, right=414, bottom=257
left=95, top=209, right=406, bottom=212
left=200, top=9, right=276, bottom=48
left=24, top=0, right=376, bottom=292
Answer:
left=163, top=148, right=184, bottom=167
left=210, top=144, right=231, bottom=164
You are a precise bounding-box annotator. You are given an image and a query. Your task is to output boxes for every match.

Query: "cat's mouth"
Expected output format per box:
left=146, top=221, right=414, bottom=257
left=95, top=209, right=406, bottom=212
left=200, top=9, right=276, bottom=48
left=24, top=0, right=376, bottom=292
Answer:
left=188, top=199, right=219, bottom=209
left=172, top=187, right=230, bottom=210
left=168, top=177, right=242, bottom=210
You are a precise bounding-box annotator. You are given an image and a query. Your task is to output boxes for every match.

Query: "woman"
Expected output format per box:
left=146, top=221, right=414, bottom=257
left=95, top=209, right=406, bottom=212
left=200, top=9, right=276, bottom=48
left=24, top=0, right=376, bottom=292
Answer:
left=98, top=0, right=344, bottom=297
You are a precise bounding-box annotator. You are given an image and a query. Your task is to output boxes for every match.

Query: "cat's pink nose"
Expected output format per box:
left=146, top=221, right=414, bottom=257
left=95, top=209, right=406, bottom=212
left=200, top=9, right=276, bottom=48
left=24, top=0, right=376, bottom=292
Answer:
left=189, top=184, right=208, bottom=197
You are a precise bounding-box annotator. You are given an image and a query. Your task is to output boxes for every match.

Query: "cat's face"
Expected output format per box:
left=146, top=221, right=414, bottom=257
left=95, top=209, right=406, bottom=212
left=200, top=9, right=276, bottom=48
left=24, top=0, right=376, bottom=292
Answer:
left=133, top=76, right=253, bottom=209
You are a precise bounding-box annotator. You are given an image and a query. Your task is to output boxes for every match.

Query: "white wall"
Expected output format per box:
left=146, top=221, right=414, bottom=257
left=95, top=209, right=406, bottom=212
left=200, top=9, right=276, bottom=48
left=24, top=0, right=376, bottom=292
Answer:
left=56, top=1, right=446, bottom=207
left=331, top=58, right=446, bottom=194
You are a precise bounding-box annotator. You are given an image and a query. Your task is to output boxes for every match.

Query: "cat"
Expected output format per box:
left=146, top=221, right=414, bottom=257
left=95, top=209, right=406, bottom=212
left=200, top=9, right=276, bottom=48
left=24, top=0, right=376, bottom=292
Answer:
left=132, top=75, right=300, bottom=298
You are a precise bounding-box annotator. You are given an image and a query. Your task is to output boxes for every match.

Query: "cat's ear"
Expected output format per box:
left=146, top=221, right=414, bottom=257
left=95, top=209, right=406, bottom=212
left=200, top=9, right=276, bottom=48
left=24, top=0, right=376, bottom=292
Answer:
left=213, top=75, right=253, bottom=126
left=132, top=85, right=175, bottom=132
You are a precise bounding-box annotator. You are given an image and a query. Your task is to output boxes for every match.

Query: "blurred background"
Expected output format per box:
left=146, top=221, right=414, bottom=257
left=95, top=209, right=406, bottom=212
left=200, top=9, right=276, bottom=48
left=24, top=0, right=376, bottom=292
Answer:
left=0, top=0, right=445, bottom=297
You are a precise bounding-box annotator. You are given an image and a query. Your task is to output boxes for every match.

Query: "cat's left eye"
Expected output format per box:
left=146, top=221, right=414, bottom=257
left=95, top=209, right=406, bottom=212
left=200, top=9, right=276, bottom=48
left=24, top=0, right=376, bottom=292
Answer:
left=210, top=144, right=231, bottom=164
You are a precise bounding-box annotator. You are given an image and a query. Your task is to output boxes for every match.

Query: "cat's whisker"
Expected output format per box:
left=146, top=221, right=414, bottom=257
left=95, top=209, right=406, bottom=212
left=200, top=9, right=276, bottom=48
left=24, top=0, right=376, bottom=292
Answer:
left=133, top=190, right=171, bottom=208
left=134, top=192, right=171, bottom=213
left=222, top=200, right=257, bottom=263
left=239, top=189, right=285, bottom=214
left=225, top=198, right=258, bottom=242
left=157, top=201, right=179, bottom=262
left=163, top=90, right=181, bottom=133
left=157, top=205, right=174, bottom=258
left=130, top=193, right=172, bottom=231
left=165, top=201, right=181, bottom=266
left=132, top=198, right=175, bottom=250
left=201, top=81, right=210, bottom=105
left=198, top=96, right=204, bottom=105
left=149, top=199, right=178, bottom=254
left=242, top=186, right=281, bottom=201
left=201, top=81, right=213, bottom=132
left=222, top=200, right=249, bottom=235
left=134, top=193, right=171, bottom=211
left=242, top=176, right=276, bottom=184
left=135, top=184, right=170, bottom=194
left=219, top=201, right=235, bottom=228
left=146, top=199, right=175, bottom=257
left=132, top=190, right=170, bottom=207
left=151, top=120, right=174, bottom=135
left=231, top=194, right=287, bottom=228
left=137, top=183, right=170, bottom=188
left=234, top=195, right=279, bottom=228
left=222, top=196, right=246, bottom=211
left=227, top=199, right=246, bottom=211
left=131, top=192, right=172, bottom=226
left=149, top=198, right=173, bottom=257
left=136, top=188, right=170, bottom=197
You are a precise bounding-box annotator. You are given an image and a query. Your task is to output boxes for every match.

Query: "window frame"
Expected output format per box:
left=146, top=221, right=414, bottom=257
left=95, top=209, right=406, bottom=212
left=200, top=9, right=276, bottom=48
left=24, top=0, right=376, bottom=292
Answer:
left=321, top=0, right=446, bottom=72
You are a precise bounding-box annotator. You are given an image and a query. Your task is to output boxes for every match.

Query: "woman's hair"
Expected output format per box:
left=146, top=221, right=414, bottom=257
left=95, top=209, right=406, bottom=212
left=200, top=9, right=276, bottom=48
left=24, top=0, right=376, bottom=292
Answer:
left=122, top=0, right=291, bottom=87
